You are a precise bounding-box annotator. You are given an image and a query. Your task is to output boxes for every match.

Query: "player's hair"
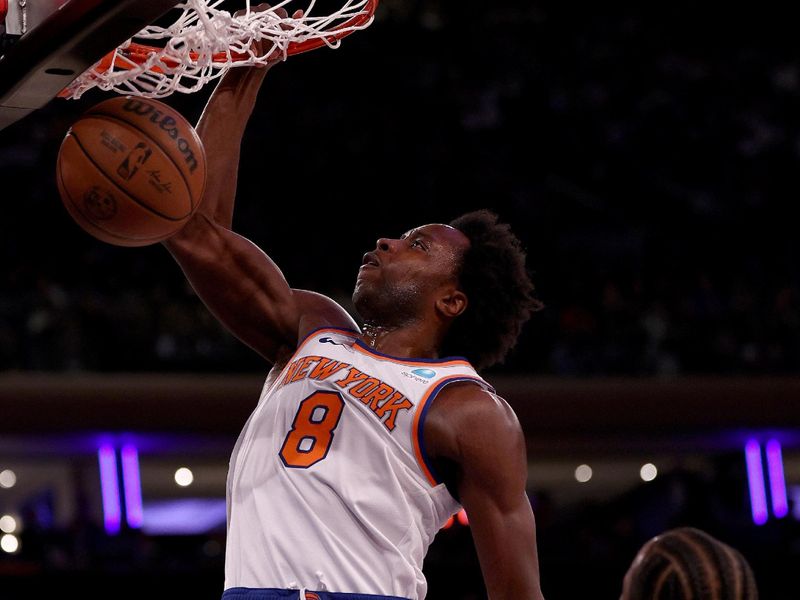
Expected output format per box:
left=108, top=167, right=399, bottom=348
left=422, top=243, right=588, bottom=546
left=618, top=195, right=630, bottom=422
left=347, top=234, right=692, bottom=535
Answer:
left=443, top=209, right=543, bottom=371
left=624, top=527, right=758, bottom=600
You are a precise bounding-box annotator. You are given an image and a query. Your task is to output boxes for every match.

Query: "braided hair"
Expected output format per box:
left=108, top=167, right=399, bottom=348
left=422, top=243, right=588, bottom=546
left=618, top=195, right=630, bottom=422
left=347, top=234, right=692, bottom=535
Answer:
left=623, top=527, right=758, bottom=600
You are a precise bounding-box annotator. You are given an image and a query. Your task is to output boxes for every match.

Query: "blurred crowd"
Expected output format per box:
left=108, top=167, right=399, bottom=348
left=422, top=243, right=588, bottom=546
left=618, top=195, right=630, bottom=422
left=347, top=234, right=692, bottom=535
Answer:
left=1, top=456, right=795, bottom=599
left=1, top=2, right=799, bottom=376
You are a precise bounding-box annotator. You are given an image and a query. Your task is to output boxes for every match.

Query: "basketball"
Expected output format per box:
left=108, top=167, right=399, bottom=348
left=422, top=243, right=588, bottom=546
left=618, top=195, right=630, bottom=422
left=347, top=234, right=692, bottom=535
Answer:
left=56, top=96, right=206, bottom=247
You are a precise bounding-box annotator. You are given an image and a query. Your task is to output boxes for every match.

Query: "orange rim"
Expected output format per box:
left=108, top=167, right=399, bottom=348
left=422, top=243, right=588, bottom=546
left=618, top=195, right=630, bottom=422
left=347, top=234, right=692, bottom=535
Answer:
left=91, top=0, right=375, bottom=72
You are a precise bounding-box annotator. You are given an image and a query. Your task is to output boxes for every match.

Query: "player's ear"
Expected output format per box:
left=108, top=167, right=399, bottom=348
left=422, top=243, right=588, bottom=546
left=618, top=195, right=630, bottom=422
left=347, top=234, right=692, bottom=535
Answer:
left=436, top=289, right=468, bottom=319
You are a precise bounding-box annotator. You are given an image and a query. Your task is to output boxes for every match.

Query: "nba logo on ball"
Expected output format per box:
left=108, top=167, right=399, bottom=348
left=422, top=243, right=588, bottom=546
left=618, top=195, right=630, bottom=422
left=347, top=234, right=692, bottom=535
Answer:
left=117, top=142, right=152, bottom=181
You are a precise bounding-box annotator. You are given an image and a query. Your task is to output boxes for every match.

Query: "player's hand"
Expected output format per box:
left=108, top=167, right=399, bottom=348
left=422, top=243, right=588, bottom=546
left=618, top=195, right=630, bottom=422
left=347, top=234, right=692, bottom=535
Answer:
left=234, top=3, right=305, bottom=67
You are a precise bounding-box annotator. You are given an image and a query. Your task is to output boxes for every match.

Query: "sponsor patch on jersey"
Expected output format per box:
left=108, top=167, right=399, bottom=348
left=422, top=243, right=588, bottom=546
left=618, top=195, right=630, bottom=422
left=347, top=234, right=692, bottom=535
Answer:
left=402, top=367, right=436, bottom=384
left=411, top=368, right=437, bottom=379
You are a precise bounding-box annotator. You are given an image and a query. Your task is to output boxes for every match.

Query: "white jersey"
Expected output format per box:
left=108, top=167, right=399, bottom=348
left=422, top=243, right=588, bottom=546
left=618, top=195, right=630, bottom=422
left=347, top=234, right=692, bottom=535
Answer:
left=224, top=327, right=493, bottom=600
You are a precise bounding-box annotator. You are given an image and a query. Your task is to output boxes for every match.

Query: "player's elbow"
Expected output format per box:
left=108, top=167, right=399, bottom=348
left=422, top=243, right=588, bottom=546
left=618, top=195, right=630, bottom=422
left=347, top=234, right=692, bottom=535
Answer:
left=163, top=212, right=226, bottom=259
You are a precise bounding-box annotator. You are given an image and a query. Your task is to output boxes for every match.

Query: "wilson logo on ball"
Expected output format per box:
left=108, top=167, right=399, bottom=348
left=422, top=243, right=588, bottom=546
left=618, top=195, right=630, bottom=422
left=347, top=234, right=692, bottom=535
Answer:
left=122, top=99, right=201, bottom=174
left=57, top=96, right=206, bottom=247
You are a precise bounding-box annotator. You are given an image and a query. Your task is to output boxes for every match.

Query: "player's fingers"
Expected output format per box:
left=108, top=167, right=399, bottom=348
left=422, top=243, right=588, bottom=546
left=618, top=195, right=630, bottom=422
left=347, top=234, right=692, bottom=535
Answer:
left=276, top=9, right=302, bottom=32
left=231, top=3, right=295, bottom=65
left=234, top=2, right=274, bottom=18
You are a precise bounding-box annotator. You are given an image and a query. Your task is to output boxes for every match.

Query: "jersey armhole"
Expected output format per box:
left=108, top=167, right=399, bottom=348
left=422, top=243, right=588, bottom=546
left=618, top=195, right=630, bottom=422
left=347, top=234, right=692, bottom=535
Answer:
left=411, top=375, right=494, bottom=487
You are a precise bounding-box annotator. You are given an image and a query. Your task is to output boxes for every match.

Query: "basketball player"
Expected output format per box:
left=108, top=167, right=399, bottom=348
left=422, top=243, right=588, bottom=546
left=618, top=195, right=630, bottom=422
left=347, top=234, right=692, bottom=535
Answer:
left=621, top=527, right=758, bottom=599
left=163, top=25, right=545, bottom=600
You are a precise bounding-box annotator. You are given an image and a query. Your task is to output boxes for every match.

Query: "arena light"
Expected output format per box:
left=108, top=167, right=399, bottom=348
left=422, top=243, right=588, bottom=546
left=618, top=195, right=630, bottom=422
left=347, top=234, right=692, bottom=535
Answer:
left=141, top=498, right=227, bottom=535
left=765, top=439, right=788, bottom=519
left=744, top=439, right=768, bottom=526
left=174, top=467, right=194, bottom=487
left=574, top=464, right=592, bottom=483
left=640, top=463, right=658, bottom=482
left=0, top=515, right=16, bottom=534
left=98, top=444, right=121, bottom=535
left=121, top=444, right=144, bottom=529
left=0, top=533, right=19, bottom=553
left=0, top=469, right=16, bottom=489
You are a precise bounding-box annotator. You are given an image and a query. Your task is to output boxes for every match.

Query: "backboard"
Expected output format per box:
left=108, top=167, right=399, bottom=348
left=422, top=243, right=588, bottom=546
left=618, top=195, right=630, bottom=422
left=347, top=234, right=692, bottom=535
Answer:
left=0, top=0, right=182, bottom=131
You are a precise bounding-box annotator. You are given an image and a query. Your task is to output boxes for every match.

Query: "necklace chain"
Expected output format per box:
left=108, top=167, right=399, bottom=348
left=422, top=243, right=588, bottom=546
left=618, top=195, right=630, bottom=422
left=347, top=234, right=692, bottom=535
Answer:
left=18, top=0, right=26, bottom=35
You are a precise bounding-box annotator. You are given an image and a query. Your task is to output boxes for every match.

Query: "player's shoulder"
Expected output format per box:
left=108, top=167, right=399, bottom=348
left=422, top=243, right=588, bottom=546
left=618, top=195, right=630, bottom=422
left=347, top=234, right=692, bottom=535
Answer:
left=267, top=289, right=359, bottom=372
left=424, top=379, right=523, bottom=466
left=430, top=380, right=520, bottom=437
left=437, top=379, right=512, bottom=413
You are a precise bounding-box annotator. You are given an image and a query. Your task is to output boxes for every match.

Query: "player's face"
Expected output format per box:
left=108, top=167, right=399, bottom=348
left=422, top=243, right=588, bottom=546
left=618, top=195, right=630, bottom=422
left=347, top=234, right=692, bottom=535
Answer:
left=352, top=223, right=470, bottom=325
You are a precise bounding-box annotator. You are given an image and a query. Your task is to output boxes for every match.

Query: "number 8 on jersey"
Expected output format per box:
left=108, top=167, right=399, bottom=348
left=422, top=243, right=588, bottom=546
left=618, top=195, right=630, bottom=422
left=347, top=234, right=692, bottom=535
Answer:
left=279, top=391, right=345, bottom=468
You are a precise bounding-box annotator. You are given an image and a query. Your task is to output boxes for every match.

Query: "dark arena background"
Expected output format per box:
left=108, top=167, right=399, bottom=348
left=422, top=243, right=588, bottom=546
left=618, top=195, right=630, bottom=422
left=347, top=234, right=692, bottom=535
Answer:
left=1, top=2, right=799, bottom=598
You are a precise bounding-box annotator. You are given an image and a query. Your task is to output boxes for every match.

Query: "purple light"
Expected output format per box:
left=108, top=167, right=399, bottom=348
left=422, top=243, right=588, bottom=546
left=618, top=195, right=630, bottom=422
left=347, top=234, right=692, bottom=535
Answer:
left=766, top=439, right=788, bottom=519
left=745, top=439, right=768, bottom=526
left=121, top=444, right=143, bottom=529
left=98, top=444, right=121, bottom=535
left=141, top=498, right=227, bottom=535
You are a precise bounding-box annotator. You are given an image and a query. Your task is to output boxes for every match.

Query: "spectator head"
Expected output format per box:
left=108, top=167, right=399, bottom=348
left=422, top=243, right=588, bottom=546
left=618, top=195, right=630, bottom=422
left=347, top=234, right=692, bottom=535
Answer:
left=621, top=527, right=758, bottom=600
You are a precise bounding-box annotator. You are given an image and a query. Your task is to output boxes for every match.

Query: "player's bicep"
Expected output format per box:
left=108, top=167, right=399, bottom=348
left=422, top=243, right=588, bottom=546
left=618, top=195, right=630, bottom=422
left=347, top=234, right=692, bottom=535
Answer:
left=455, top=395, right=530, bottom=522
left=165, top=216, right=355, bottom=361
left=447, top=392, right=543, bottom=598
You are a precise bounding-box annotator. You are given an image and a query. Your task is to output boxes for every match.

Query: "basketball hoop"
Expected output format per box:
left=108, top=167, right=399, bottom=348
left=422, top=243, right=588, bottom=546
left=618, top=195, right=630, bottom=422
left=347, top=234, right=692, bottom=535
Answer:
left=61, top=0, right=378, bottom=100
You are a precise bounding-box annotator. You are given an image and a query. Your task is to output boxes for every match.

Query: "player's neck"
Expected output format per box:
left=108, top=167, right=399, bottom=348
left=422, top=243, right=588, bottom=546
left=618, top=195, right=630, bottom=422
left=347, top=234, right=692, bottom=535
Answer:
left=360, top=321, right=442, bottom=360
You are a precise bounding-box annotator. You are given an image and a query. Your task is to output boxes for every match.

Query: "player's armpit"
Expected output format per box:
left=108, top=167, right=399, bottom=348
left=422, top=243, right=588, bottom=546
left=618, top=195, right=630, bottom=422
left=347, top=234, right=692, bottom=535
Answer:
left=164, top=215, right=357, bottom=363
left=294, top=289, right=360, bottom=342
left=424, top=385, right=545, bottom=600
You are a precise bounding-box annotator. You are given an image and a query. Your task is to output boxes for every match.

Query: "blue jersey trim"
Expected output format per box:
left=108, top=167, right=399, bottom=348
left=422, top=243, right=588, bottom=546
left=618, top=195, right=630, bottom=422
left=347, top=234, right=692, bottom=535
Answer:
left=222, top=587, right=409, bottom=600
left=416, top=376, right=492, bottom=486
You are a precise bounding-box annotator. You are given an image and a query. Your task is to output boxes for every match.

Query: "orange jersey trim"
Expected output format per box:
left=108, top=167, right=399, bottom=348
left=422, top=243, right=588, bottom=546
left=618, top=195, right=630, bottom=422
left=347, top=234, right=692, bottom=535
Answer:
left=297, top=326, right=360, bottom=350
left=289, top=326, right=360, bottom=363
left=270, top=326, right=359, bottom=389
left=352, top=340, right=472, bottom=368
left=411, top=375, right=490, bottom=487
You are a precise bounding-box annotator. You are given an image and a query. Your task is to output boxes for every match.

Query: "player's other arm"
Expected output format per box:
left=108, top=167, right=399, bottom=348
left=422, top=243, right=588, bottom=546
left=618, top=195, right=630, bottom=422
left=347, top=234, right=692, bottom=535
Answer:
left=425, top=385, right=545, bottom=600
left=164, top=61, right=356, bottom=363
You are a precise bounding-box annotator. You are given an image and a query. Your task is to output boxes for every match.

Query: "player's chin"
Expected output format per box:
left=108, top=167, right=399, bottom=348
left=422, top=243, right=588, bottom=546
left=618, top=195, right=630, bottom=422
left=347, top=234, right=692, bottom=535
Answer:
left=352, top=278, right=367, bottom=300
left=352, top=279, right=375, bottom=313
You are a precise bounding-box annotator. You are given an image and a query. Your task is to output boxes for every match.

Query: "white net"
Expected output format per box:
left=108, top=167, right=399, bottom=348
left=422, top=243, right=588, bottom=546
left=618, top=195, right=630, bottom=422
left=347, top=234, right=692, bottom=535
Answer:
left=62, top=0, right=375, bottom=99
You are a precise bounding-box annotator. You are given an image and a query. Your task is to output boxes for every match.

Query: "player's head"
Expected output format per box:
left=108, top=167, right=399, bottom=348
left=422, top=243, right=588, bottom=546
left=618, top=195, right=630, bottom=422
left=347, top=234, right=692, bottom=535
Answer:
left=352, top=209, right=542, bottom=370
left=621, top=527, right=758, bottom=600
left=352, top=222, right=470, bottom=333
left=441, top=209, right=543, bottom=369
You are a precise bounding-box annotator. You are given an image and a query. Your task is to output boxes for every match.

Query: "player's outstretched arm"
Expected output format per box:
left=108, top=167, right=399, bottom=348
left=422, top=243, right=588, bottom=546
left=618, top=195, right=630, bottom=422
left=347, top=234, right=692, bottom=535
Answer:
left=165, top=43, right=357, bottom=364
left=191, top=61, right=269, bottom=228
left=424, top=384, right=545, bottom=600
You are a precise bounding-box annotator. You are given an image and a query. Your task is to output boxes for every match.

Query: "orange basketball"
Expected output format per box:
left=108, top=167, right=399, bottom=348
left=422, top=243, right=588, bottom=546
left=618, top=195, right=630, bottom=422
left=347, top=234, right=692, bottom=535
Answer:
left=56, top=96, right=206, bottom=247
